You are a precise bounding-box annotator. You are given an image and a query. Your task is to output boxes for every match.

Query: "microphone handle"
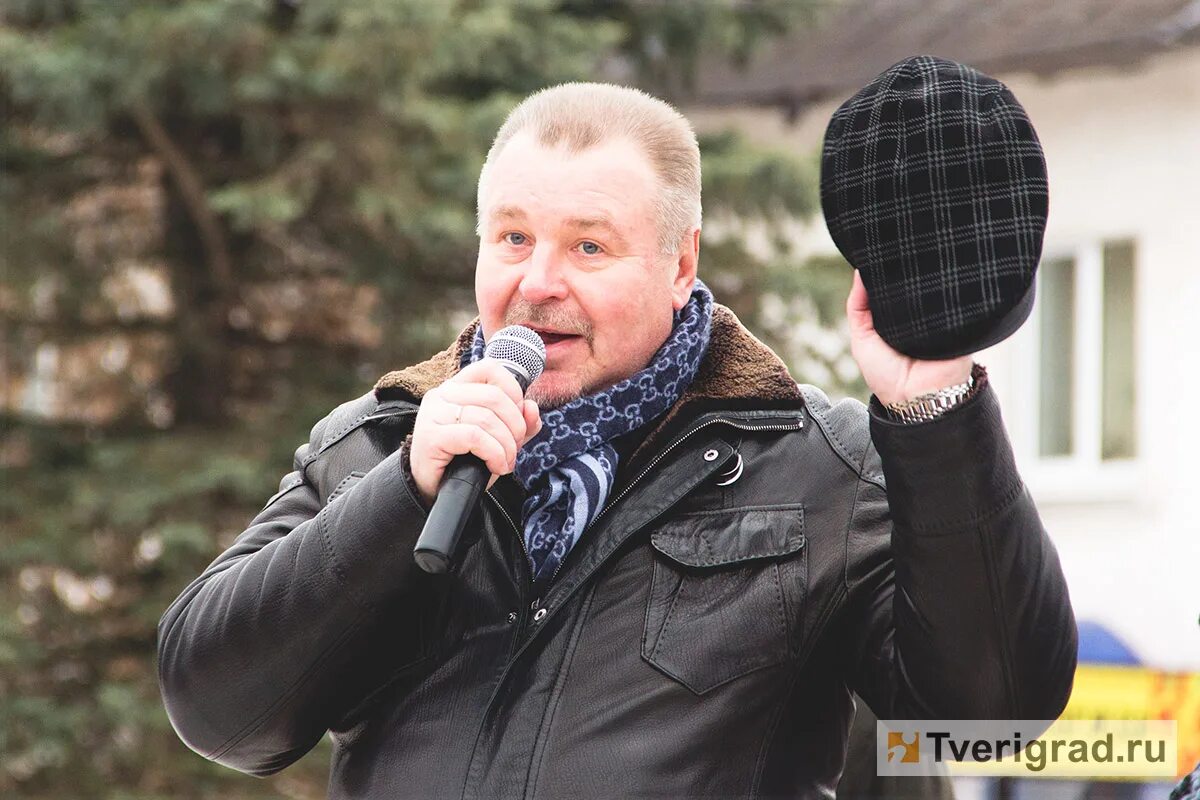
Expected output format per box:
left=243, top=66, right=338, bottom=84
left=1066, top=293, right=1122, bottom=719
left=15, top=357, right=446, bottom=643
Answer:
left=413, top=453, right=490, bottom=574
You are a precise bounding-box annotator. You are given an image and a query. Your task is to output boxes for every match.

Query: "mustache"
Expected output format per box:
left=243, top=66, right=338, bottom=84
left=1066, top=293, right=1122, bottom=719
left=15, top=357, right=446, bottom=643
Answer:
left=503, top=302, right=593, bottom=342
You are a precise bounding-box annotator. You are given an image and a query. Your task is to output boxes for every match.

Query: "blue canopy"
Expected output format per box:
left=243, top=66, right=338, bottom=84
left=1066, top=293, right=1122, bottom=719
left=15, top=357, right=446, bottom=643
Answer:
left=1076, top=620, right=1140, bottom=666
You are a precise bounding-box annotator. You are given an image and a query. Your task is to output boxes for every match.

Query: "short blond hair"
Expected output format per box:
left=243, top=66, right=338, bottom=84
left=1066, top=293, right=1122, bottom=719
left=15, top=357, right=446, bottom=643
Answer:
left=476, top=82, right=702, bottom=254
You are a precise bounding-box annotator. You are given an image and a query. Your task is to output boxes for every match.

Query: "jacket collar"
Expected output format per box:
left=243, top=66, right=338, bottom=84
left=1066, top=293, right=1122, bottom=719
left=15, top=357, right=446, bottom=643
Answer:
left=375, top=303, right=800, bottom=405
left=373, top=303, right=804, bottom=457
left=374, top=307, right=806, bottom=470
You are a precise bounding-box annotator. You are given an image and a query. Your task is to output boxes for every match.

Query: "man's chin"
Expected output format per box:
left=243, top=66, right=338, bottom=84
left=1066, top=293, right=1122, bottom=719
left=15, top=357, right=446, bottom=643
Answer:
left=527, top=375, right=584, bottom=411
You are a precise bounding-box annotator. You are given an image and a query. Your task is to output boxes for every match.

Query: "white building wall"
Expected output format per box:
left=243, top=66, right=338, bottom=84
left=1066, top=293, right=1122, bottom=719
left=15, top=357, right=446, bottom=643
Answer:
left=688, top=47, right=1200, bottom=670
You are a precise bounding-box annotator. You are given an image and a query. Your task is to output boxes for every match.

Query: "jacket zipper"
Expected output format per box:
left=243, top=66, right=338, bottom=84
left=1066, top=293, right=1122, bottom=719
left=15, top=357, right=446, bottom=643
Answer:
left=482, top=490, right=542, bottom=645
left=484, top=490, right=532, bottom=582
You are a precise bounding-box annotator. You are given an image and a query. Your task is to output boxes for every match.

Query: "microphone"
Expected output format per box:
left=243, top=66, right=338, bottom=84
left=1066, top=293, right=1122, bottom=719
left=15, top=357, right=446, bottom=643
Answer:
left=413, top=325, right=546, bottom=574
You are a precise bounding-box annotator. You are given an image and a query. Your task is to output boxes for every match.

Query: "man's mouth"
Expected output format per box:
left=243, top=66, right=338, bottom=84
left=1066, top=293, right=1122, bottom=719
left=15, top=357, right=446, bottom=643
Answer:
left=528, top=328, right=583, bottom=348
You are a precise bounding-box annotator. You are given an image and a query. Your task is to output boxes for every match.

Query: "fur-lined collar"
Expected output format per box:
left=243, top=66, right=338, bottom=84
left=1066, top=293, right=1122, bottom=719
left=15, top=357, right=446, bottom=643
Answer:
left=374, top=304, right=802, bottom=413
left=374, top=304, right=804, bottom=465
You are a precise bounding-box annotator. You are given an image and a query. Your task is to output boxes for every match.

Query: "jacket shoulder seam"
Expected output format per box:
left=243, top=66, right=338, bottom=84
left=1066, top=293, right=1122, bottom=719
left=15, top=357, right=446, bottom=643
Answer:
left=299, top=391, right=382, bottom=470
left=256, top=475, right=307, bottom=515
left=799, top=386, right=884, bottom=489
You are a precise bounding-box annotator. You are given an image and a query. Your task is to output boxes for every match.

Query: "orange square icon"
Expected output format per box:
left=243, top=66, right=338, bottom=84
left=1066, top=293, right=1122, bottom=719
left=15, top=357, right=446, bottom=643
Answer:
left=887, top=731, right=920, bottom=763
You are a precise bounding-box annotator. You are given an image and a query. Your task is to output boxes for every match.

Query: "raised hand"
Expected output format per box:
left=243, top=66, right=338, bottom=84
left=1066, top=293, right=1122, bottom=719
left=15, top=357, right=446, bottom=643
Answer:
left=845, top=270, right=974, bottom=407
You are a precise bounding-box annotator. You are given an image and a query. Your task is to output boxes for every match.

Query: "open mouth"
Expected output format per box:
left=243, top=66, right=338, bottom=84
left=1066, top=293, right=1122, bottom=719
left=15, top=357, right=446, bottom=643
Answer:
left=534, top=330, right=579, bottom=347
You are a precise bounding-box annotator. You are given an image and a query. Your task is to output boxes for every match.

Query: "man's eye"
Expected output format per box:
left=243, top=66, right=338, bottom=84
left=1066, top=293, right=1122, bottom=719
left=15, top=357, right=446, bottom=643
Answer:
left=502, top=232, right=528, bottom=246
left=579, top=241, right=602, bottom=255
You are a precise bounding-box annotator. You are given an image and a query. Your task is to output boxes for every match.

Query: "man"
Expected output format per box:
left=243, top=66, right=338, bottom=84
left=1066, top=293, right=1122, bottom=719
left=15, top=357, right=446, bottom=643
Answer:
left=158, top=83, right=1077, bottom=798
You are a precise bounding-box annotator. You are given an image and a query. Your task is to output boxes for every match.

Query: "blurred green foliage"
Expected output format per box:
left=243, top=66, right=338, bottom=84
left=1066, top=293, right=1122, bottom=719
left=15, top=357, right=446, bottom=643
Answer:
left=0, top=1, right=856, bottom=796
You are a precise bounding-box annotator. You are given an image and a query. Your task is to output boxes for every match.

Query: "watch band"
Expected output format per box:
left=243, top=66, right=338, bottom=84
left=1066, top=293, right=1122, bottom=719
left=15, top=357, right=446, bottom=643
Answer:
left=883, top=366, right=980, bottom=424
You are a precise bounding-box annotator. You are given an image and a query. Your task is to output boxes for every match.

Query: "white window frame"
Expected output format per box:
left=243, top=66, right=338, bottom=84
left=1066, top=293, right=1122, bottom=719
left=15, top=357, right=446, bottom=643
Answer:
left=1008, top=239, right=1141, bottom=505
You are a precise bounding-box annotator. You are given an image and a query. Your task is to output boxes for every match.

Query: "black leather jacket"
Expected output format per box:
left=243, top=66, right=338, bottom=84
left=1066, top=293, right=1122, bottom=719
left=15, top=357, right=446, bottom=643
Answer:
left=158, top=306, right=1077, bottom=799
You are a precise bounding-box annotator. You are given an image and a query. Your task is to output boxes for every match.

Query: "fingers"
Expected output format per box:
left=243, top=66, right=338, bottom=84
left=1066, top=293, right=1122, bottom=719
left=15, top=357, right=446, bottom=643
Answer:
left=438, top=382, right=529, bottom=444
left=432, top=422, right=516, bottom=477
left=846, top=269, right=867, bottom=312
left=521, top=399, right=542, bottom=445
left=409, top=360, right=544, bottom=502
left=450, top=359, right=524, bottom=407
left=419, top=384, right=522, bottom=468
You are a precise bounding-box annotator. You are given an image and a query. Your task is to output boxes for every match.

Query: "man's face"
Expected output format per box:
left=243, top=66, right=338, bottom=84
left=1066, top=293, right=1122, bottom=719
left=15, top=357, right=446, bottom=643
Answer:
left=476, top=133, right=697, bottom=408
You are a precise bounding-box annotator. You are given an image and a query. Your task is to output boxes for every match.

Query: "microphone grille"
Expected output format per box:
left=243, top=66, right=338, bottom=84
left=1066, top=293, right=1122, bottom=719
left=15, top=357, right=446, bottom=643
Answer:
left=484, top=325, right=546, bottom=386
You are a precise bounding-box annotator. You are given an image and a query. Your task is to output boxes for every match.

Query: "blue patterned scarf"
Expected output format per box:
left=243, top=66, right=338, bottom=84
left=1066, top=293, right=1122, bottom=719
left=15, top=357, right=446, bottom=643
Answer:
left=462, top=280, right=713, bottom=583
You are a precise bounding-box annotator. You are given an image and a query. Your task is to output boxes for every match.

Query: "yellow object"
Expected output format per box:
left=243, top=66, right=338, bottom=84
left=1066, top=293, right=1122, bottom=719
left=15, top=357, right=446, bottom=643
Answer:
left=1059, top=664, right=1200, bottom=779
left=942, top=665, right=1199, bottom=780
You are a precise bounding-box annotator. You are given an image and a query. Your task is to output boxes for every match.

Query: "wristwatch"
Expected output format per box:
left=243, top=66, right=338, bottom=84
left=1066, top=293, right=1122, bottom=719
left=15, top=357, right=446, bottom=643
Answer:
left=883, top=366, right=979, bottom=424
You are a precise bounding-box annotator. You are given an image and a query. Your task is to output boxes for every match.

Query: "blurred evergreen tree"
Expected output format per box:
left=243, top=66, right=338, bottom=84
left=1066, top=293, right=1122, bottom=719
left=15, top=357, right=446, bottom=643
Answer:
left=0, top=1, right=854, bottom=796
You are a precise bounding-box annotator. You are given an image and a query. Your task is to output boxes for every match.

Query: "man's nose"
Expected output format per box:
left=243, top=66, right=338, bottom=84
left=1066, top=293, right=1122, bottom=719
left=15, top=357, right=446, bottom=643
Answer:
left=518, top=244, right=569, bottom=304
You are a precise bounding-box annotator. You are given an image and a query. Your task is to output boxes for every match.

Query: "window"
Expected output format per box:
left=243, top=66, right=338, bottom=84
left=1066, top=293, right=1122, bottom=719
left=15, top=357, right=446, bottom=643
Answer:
left=1038, top=257, right=1075, bottom=458
left=1100, top=241, right=1137, bottom=460
left=1034, top=240, right=1138, bottom=464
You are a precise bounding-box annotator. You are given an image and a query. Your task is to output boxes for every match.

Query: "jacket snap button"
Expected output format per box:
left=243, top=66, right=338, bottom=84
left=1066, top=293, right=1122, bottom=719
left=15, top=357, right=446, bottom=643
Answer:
left=533, top=608, right=547, bottom=622
left=715, top=453, right=744, bottom=486
left=507, top=611, right=517, bottom=623
left=703, top=448, right=719, bottom=462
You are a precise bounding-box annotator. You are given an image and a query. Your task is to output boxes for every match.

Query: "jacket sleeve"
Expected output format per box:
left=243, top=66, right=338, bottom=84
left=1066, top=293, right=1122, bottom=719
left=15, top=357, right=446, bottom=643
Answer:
left=156, top=405, right=433, bottom=776
left=843, top=378, right=1078, bottom=724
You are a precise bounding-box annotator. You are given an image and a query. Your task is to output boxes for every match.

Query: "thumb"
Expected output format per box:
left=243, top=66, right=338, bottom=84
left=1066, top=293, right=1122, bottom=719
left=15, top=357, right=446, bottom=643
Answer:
left=522, top=399, right=542, bottom=443
left=846, top=270, right=875, bottom=336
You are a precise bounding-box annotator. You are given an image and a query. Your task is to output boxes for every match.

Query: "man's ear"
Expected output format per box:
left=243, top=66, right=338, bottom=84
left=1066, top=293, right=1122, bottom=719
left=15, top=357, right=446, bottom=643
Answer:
left=669, top=228, right=701, bottom=310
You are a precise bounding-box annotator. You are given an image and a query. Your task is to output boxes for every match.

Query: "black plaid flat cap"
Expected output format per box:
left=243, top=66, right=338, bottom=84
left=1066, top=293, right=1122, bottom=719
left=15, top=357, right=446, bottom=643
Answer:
left=820, top=55, right=1048, bottom=360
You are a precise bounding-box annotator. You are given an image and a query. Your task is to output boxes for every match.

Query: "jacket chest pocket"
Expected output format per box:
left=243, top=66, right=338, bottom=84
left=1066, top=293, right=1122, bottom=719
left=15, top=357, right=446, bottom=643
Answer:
left=642, top=504, right=806, bottom=695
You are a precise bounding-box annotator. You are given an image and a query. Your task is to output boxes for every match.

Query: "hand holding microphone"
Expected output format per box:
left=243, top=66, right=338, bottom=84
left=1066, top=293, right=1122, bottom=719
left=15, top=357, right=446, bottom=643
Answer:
left=411, top=326, right=545, bottom=573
